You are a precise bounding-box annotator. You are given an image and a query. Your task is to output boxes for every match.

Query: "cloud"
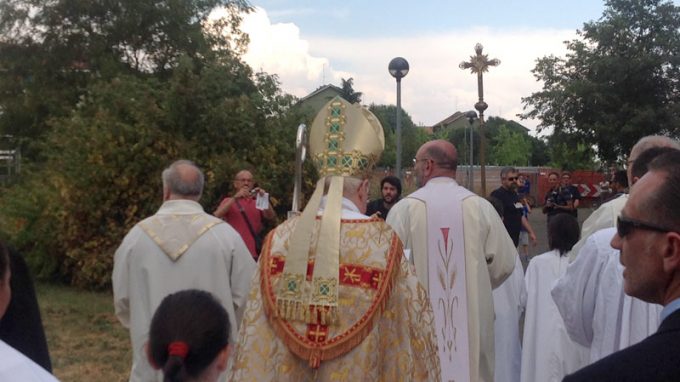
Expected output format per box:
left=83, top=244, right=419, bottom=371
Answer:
left=236, top=7, right=576, bottom=134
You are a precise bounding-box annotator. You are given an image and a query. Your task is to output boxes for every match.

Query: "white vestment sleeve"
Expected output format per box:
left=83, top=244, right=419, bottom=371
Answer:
left=112, top=227, right=140, bottom=328
left=551, top=233, right=607, bottom=347
left=228, top=232, right=257, bottom=327
left=386, top=201, right=413, bottom=251
left=386, top=198, right=427, bottom=284
left=478, top=199, right=517, bottom=289
left=568, top=196, right=626, bottom=261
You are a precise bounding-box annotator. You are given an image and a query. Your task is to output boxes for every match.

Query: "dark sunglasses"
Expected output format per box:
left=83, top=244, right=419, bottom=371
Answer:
left=505, top=177, right=518, bottom=181
left=616, top=216, right=673, bottom=238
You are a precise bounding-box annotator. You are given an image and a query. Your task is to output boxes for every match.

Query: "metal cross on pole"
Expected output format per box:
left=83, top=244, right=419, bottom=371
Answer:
left=459, top=43, right=500, bottom=196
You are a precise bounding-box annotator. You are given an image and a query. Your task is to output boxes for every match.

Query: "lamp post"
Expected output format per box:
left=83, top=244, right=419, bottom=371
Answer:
left=464, top=110, right=478, bottom=190
left=388, top=57, right=409, bottom=179
left=459, top=43, right=500, bottom=195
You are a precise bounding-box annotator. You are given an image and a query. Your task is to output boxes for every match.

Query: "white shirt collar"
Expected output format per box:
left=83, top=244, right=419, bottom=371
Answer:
left=157, top=199, right=204, bottom=215
left=318, top=196, right=369, bottom=219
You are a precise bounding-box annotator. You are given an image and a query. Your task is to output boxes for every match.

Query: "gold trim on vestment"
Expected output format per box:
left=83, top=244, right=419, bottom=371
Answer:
left=261, top=219, right=402, bottom=368
left=139, top=213, right=224, bottom=261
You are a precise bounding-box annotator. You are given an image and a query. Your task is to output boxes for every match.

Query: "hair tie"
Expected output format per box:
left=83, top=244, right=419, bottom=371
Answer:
left=168, top=341, right=189, bottom=359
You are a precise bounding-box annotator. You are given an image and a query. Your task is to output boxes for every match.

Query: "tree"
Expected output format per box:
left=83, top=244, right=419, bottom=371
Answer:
left=0, top=0, right=309, bottom=288
left=486, top=116, right=551, bottom=166
left=521, top=0, right=680, bottom=163
left=530, top=137, right=551, bottom=167
left=548, top=140, right=599, bottom=170
left=0, top=0, right=252, bottom=161
left=339, top=77, right=362, bottom=104
left=431, top=115, right=550, bottom=167
left=489, top=126, right=533, bottom=166
left=368, top=104, right=427, bottom=168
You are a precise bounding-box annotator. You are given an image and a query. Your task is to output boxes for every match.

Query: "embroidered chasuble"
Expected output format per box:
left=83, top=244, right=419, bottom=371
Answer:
left=229, top=216, right=441, bottom=381
left=387, top=178, right=517, bottom=382
left=113, top=200, right=256, bottom=382
left=139, top=212, right=224, bottom=261
left=409, top=180, right=474, bottom=382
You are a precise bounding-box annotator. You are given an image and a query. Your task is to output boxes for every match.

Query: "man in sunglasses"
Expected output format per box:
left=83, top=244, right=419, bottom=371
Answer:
left=491, top=166, right=537, bottom=248
left=564, top=150, right=680, bottom=381
left=553, top=146, right=678, bottom=368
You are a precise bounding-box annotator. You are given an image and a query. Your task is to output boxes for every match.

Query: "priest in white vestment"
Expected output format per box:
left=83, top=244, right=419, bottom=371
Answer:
left=521, top=214, right=588, bottom=382
left=113, top=160, right=256, bottom=382
left=568, top=135, right=680, bottom=261
left=552, top=227, right=662, bottom=363
left=387, top=139, right=516, bottom=382
left=492, top=255, right=525, bottom=382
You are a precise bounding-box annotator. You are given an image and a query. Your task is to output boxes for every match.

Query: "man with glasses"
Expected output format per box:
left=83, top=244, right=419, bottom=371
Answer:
left=564, top=149, right=680, bottom=381
left=490, top=167, right=534, bottom=382
left=214, top=169, right=275, bottom=260
left=113, top=160, right=255, bottom=381
left=491, top=166, right=537, bottom=248
left=387, top=139, right=516, bottom=382
left=553, top=146, right=678, bottom=367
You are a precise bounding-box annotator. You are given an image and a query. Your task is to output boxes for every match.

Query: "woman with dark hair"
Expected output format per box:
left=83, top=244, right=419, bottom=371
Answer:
left=520, top=214, right=588, bottom=382
left=0, top=241, right=58, bottom=381
left=147, top=289, right=231, bottom=382
left=0, top=245, right=52, bottom=371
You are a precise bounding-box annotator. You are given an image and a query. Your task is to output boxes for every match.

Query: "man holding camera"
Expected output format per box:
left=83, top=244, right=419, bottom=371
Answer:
left=542, top=171, right=575, bottom=223
left=214, top=169, right=275, bottom=260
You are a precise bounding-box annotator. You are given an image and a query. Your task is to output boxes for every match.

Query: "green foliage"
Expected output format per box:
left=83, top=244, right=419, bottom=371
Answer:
left=0, top=0, right=252, bottom=161
left=339, top=77, right=362, bottom=104
left=2, top=69, right=301, bottom=288
left=429, top=115, right=550, bottom=167
left=45, top=77, right=182, bottom=287
left=521, top=0, right=680, bottom=162
left=0, top=1, right=306, bottom=288
left=368, top=104, right=428, bottom=168
left=548, top=139, right=599, bottom=170
left=530, top=137, right=551, bottom=166
left=489, top=125, right=533, bottom=166
left=0, top=171, right=62, bottom=278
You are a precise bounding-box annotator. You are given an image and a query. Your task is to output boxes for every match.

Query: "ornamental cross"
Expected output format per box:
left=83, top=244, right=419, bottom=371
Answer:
left=343, top=267, right=361, bottom=283
left=309, top=324, right=327, bottom=342
left=458, top=43, right=500, bottom=195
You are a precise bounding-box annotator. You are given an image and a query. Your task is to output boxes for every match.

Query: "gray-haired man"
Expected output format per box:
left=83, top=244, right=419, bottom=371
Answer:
left=113, top=159, right=255, bottom=382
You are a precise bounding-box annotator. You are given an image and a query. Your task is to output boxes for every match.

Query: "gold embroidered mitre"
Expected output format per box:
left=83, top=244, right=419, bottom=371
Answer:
left=309, top=97, right=385, bottom=178
left=275, top=96, right=385, bottom=328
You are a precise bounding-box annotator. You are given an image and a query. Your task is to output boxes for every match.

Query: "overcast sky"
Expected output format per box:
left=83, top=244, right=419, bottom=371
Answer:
left=213, top=1, right=613, bottom=134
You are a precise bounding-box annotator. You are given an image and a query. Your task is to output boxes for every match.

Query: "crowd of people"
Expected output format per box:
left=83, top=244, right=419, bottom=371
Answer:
left=1, top=95, right=679, bottom=382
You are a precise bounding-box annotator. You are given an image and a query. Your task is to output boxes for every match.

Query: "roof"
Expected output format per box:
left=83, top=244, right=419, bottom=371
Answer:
left=432, top=112, right=466, bottom=128
left=298, top=84, right=344, bottom=103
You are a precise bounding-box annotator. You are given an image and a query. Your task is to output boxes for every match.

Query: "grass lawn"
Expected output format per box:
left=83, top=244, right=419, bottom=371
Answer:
left=35, top=282, right=131, bottom=381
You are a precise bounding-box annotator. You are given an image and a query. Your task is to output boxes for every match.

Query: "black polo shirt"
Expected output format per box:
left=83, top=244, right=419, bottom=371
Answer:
left=490, top=186, right=523, bottom=246
left=366, top=198, right=398, bottom=220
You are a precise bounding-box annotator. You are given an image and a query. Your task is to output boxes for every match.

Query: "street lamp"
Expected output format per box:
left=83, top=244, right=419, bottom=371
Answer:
left=464, top=110, right=478, bottom=190
left=459, top=43, right=500, bottom=195
left=388, top=57, right=409, bottom=179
